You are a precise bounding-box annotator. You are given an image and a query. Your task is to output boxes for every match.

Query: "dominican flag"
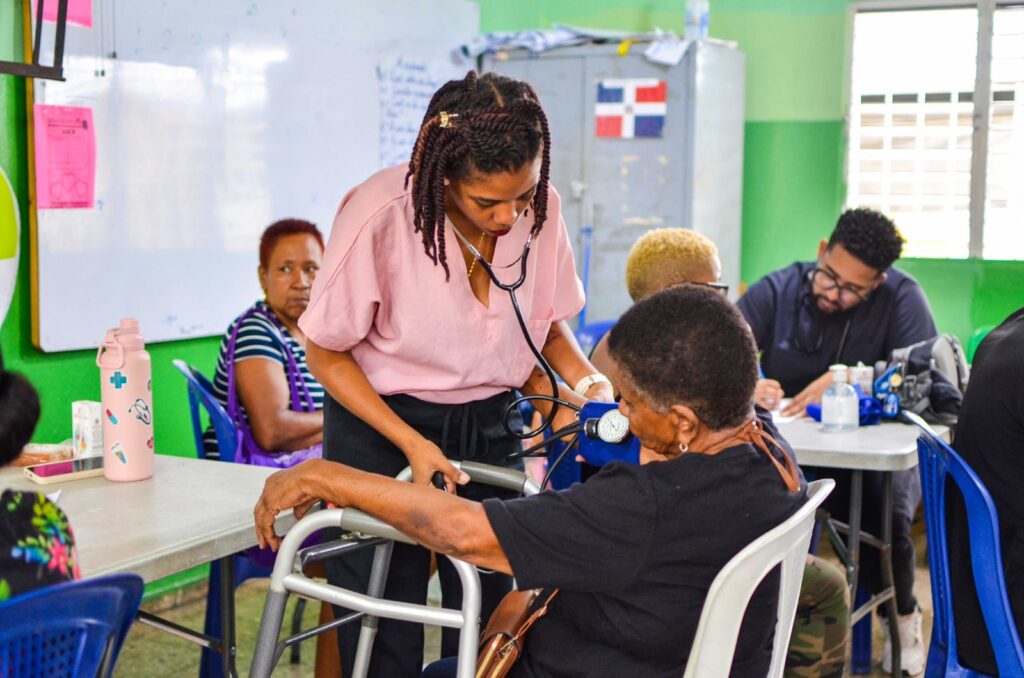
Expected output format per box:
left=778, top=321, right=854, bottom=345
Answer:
left=595, top=79, right=668, bottom=139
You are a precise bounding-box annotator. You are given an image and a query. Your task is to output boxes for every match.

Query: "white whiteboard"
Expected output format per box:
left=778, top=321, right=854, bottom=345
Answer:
left=32, top=0, right=477, bottom=352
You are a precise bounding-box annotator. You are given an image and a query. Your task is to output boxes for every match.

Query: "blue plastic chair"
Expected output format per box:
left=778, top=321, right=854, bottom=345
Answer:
left=906, top=411, right=1024, bottom=677
left=173, top=358, right=240, bottom=464
left=574, top=319, right=617, bottom=358
left=0, top=573, right=143, bottom=677
left=171, top=359, right=306, bottom=678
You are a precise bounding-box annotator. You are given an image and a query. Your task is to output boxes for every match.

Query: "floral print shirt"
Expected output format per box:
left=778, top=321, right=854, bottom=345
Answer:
left=0, top=489, right=80, bottom=601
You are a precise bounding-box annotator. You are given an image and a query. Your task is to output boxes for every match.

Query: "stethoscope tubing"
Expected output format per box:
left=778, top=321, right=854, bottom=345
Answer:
left=452, top=225, right=581, bottom=453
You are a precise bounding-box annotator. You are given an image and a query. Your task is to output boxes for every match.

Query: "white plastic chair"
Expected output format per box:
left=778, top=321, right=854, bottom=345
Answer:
left=683, top=478, right=835, bottom=678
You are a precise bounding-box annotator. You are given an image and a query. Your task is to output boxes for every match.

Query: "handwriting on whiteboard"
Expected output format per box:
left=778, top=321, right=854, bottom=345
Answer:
left=378, top=55, right=464, bottom=169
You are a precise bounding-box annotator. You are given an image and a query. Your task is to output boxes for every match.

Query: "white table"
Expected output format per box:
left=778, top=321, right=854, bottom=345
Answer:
left=1, top=454, right=294, bottom=677
left=776, top=417, right=937, bottom=472
left=776, top=417, right=948, bottom=676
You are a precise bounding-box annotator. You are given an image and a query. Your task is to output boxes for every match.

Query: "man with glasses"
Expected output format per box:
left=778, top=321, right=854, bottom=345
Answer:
left=737, top=207, right=937, bottom=675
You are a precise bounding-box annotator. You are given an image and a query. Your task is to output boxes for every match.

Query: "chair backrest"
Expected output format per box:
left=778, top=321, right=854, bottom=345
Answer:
left=683, top=478, right=835, bottom=678
left=0, top=573, right=144, bottom=678
left=171, top=359, right=239, bottom=462
left=906, top=410, right=1024, bottom=676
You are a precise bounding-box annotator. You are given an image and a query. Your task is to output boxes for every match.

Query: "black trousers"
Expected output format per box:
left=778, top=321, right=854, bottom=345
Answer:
left=322, top=391, right=522, bottom=678
left=811, top=466, right=921, bottom=615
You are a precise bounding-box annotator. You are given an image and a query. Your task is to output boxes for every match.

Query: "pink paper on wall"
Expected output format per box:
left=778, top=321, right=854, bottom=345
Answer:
left=33, top=0, right=93, bottom=28
left=33, top=104, right=96, bottom=210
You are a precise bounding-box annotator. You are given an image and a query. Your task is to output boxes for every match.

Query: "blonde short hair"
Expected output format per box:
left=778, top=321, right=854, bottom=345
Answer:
left=625, top=228, right=719, bottom=302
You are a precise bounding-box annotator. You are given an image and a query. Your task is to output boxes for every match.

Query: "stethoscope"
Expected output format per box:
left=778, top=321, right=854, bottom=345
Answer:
left=451, top=223, right=593, bottom=487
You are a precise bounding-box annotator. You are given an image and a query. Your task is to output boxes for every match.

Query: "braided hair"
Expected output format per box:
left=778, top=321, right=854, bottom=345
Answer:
left=404, top=71, right=552, bottom=280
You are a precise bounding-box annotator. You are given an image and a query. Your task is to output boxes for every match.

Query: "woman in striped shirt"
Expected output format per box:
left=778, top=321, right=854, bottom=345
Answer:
left=206, top=219, right=326, bottom=459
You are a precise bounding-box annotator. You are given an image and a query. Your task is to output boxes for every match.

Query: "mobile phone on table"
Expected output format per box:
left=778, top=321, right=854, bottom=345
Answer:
left=24, top=456, right=105, bottom=485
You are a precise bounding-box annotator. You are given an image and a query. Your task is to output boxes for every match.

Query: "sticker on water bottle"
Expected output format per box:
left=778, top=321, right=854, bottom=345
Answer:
left=129, top=398, right=152, bottom=425
left=111, top=441, right=127, bottom=464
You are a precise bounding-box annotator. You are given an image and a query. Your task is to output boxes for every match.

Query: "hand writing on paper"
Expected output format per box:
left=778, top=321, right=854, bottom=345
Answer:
left=782, top=372, right=834, bottom=417
left=755, top=379, right=785, bottom=410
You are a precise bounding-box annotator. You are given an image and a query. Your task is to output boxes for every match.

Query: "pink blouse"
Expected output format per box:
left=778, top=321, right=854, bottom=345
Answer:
left=299, top=165, right=585, bottom=405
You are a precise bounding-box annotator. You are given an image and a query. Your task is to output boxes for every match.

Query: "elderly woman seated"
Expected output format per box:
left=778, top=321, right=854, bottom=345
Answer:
left=206, top=218, right=326, bottom=462
left=254, top=285, right=806, bottom=676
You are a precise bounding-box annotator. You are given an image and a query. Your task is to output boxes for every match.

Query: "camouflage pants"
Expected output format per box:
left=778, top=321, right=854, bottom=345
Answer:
left=785, top=555, right=851, bottom=678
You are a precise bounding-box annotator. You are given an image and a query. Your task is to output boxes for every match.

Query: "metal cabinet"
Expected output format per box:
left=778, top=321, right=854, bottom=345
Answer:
left=485, top=41, right=745, bottom=324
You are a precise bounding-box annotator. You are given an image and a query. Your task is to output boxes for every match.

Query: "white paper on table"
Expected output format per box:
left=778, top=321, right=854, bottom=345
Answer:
left=769, top=398, right=799, bottom=425
left=46, top=489, right=62, bottom=505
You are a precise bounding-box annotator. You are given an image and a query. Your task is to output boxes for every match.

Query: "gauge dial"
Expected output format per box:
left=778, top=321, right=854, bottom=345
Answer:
left=596, top=409, right=631, bottom=444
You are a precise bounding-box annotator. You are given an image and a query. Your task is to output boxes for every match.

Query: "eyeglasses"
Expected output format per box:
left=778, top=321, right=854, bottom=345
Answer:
left=809, top=268, right=869, bottom=303
left=700, top=282, right=730, bottom=296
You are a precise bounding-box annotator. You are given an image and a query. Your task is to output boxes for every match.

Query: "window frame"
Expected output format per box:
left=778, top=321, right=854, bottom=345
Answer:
left=846, top=0, right=1019, bottom=259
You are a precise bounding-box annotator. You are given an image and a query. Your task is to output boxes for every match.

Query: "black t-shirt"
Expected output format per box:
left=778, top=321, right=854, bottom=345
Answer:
left=483, top=412, right=807, bottom=678
left=737, top=262, right=937, bottom=394
left=948, top=307, right=1024, bottom=675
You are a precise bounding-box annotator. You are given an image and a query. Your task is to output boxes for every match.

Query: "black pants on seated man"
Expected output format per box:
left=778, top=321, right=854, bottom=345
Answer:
left=811, top=466, right=921, bottom=614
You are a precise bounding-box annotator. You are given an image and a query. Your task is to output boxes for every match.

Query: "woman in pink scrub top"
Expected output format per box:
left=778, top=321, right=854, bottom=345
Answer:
left=296, top=71, right=613, bottom=677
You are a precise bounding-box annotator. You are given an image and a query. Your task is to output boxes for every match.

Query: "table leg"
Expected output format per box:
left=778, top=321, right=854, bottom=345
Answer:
left=880, top=472, right=901, bottom=677
left=847, top=469, right=863, bottom=596
left=219, top=556, right=239, bottom=678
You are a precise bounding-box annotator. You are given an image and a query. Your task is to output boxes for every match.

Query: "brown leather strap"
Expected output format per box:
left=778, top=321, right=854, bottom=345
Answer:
left=513, top=590, right=559, bottom=641
left=697, top=419, right=801, bottom=494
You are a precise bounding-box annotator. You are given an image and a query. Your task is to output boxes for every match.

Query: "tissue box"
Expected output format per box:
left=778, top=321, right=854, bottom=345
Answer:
left=72, top=400, right=103, bottom=458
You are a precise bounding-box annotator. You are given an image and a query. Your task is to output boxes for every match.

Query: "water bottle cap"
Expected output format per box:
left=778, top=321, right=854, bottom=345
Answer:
left=114, top=318, right=145, bottom=350
left=829, top=364, right=849, bottom=382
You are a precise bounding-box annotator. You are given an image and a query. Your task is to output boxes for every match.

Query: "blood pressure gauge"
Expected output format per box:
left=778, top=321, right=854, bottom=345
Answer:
left=584, top=408, right=632, bottom=444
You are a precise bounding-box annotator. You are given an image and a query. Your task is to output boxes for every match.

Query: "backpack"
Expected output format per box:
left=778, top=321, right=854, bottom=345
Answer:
left=875, top=333, right=970, bottom=427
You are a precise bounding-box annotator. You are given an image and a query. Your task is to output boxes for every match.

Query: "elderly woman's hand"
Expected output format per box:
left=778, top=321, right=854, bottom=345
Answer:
left=254, top=459, right=326, bottom=551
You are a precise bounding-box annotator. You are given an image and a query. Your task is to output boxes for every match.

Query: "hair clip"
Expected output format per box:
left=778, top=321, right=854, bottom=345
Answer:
left=439, top=111, right=459, bottom=128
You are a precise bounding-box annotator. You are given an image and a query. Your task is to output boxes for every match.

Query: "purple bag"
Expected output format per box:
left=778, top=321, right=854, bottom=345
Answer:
left=225, top=305, right=323, bottom=468
left=225, top=305, right=323, bottom=566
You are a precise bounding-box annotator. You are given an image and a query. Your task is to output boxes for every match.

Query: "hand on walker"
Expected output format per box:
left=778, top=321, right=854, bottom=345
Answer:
left=408, top=438, right=469, bottom=493
left=254, top=460, right=322, bottom=552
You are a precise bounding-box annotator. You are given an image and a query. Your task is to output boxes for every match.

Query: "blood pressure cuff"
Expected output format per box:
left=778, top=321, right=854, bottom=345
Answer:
left=805, top=385, right=882, bottom=426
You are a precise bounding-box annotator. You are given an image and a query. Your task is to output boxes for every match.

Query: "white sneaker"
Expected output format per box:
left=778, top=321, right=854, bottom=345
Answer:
left=882, top=607, right=926, bottom=676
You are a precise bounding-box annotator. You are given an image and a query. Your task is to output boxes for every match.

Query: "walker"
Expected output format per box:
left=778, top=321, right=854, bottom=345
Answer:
left=249, top=461, right=541, bottom=678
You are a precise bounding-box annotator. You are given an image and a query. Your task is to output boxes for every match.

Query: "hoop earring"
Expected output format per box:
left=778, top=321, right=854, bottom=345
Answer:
left=678, top=442, right=688, bottom=453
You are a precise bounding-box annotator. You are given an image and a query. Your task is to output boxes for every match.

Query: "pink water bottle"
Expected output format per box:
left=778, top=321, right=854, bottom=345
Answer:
left=96, top=318, right=155, bottom=481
